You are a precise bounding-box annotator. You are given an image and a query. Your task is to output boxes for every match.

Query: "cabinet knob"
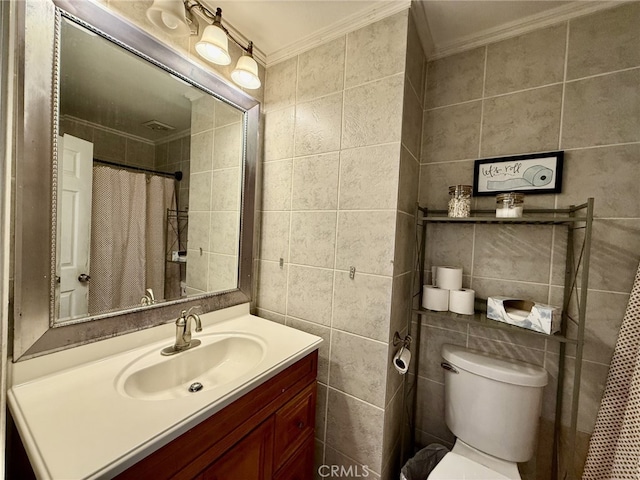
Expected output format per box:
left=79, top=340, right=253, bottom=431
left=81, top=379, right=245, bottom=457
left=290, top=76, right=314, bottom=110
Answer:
left=297, top=421, right=305, bottom=429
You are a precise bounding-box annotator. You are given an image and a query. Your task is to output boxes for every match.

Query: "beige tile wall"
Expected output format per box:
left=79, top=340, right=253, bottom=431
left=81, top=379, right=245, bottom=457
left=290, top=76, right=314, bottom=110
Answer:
left=155, top=134, right=190, bottom=209
left=61, top=116, right=156, bottom=169
left=257, top=10, right=426, bottom=479
left=185, top=96, right=242, bottom=294
left=416, top=3, right=640, bottom=478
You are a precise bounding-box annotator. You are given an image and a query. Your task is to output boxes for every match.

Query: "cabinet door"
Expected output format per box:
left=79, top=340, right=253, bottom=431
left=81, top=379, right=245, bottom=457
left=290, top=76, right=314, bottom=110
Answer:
left=203, top=418, right=274, bottom=480
left=273, top=383, right=316, bottom=470
left=274, top=435, right=315, bottom=480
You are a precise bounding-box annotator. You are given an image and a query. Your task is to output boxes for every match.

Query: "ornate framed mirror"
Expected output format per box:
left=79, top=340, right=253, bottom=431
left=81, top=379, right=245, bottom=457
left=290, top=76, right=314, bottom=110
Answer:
left=13, top=0, right=259, bottom=360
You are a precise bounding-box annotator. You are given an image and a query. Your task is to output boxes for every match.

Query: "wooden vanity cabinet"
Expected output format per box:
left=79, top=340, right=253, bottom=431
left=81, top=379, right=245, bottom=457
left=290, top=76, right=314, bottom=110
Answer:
left=273, top=435, right=315, bottom=480
left=116, top=351, right=318, bottom=480
left=201, top=418, right=275, bottom=480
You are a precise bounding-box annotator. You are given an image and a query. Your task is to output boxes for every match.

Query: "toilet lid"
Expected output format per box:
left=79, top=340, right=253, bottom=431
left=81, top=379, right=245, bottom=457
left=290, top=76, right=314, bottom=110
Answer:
left=427, top=452, right=512, bottom=480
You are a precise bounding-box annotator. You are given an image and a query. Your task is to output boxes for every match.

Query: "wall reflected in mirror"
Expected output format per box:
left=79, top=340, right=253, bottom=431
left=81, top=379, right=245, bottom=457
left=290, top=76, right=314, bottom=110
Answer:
left=56, top=15, right=243, bottom=325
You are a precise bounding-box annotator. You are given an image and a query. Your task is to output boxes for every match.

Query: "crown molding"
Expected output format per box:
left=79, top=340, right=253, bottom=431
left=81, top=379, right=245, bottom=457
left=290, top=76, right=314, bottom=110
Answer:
left=62, top=115, right=190, bottom=146
left=266, top=0, right=411, bottom=68
left=427, top=1, right=628, bottom=61
left=410, top=0, right=434, bottom=58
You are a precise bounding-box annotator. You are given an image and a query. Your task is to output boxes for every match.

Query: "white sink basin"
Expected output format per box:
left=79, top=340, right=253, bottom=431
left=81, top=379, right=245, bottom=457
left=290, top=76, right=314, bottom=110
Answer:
left=9, top=309, right=323, bottom=480
left=116, top=333, right=266, bottom=400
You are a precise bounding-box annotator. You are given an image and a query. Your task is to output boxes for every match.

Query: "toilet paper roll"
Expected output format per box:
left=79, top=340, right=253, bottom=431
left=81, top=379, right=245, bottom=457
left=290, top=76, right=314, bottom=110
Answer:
left=436, top=266, right=463, bottom=291
left=393, top=347, right=411, bottom=375
left=449, top=288, right=475, bottom=315
left=422, top=285, right=449, bottom=311
left=523, top=165, right=553, bottom=187
left=487, top=165, right=553, bottom=190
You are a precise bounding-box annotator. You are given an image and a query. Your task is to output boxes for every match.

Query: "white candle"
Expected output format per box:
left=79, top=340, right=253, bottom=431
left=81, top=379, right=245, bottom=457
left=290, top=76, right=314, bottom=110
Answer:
left=496, top=205, right=523, bottom=218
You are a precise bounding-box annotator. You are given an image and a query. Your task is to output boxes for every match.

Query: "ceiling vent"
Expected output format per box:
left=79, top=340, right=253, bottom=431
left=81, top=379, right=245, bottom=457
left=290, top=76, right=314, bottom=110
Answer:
left=142, top=120, right=176, bottom=132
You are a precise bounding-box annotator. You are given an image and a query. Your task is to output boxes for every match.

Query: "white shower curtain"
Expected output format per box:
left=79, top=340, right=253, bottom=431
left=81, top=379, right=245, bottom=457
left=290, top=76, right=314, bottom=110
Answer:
left=145, top=174, right=177, bottom=303
left=88, top=166, right=176, bottom=315
left=583, top=261, right=640, bottom=479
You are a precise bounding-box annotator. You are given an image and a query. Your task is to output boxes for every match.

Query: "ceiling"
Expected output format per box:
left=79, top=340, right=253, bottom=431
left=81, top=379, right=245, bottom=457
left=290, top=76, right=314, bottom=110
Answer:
left=210, top=0, right=620, bottom=66
left=61, top=17, right=197, bottom=142
left=59, top=0, right=622, bottom=142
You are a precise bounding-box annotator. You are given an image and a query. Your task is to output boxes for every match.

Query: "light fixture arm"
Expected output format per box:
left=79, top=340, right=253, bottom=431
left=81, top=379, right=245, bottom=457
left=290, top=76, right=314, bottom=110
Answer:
left=184, top=1, right=255, bottom=57
left=148, top=0, right=261, bottom=88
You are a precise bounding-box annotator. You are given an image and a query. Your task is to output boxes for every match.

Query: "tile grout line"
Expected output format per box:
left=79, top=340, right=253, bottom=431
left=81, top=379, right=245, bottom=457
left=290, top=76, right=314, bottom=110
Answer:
left=477, top=45, right=488, bottom=160
left=261, top=207, right=400, bottom=214
left=424, top=66, right=640, bottom=115
left=282, top=56, right=300, bottom=325
left=327, top=384, right=386, bottom=412
left=322, top=33, right=349, bottom=464
left=564, top=64, right=640, bottom=84
left=262, top=139, right=404, bottom=164
left=287, top=313, right=390, bottom=346
left=418, top=140, right=640, bottom=168
left=545, top=20, right=571, bottom=367
left=558, top=19, right=571, bottom=153
left=469, top=46, right=488, bottom=292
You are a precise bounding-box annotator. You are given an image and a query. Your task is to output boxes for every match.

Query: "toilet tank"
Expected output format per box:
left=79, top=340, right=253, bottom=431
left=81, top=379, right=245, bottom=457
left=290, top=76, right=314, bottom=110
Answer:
left=441, top=344, right=548, bottom=463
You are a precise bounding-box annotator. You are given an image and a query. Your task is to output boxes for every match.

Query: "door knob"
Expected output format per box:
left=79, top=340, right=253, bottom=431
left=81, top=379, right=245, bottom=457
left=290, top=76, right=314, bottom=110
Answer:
left=78, top=274, right=91, bottom=283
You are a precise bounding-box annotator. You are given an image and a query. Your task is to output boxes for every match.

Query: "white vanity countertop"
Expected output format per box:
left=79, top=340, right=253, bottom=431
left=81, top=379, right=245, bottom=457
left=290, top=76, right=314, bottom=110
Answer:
left=8, top=305, right=322, bottom=480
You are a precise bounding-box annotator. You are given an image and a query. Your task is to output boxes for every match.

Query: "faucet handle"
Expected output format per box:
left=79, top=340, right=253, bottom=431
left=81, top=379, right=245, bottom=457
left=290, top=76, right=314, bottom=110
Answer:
left=176, top=310, right=188, bottom=325
left=145, top=288, right=155, bottom=303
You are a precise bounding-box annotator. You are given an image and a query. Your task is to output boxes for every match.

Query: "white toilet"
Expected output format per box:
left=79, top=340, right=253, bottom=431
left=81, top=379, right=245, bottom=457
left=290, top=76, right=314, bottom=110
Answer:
left=427, top=344, right=548, bottom=480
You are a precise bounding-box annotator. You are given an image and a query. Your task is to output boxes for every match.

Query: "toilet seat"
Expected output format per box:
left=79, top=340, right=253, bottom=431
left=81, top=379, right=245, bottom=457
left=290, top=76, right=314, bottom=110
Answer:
left=427, top=452, right=511, bottom=480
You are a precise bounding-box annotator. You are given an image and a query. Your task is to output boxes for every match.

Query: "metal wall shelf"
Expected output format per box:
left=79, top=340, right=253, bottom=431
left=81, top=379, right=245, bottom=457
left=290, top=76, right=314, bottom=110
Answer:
left=409, top=198, right=594, bottom=480
left=165, top=209, right=188, bottom=264
left=421, top=215, right=589, bottom=225
left=412, top=307, right=578, bottom=345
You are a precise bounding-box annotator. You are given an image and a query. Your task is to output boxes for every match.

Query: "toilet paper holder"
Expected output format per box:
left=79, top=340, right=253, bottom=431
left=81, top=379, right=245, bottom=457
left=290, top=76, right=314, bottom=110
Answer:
left=392, top=332, right=413, bottom=375
left=393, top=332, right=412, bottom=350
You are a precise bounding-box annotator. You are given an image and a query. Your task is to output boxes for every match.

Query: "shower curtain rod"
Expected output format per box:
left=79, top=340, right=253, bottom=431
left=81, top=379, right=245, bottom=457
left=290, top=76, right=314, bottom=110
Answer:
left=93, top=158, right=183, bottom=181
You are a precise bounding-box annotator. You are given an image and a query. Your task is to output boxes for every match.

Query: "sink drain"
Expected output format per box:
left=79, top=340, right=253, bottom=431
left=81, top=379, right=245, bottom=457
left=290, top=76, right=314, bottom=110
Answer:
left=188, top=382, right=203, bottom=393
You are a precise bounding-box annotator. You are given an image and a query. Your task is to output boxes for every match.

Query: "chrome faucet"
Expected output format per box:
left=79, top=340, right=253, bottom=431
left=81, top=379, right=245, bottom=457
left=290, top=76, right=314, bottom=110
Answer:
left=161, top=307, right=203, bottom=356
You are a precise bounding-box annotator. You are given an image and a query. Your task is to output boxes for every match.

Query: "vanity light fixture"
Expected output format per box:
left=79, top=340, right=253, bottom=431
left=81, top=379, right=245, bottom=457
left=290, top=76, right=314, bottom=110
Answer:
left=231, top=43, right=261, bottom=90
left=196, top=20, right=231, bottom=66
left=146, top=0, right=192, bottom=37
left=146, top=0, right=261, bottom=89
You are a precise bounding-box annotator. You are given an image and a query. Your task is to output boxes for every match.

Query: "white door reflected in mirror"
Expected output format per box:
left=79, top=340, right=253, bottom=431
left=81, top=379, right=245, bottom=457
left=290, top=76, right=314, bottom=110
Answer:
left=57, top=134, right=93, bottom=321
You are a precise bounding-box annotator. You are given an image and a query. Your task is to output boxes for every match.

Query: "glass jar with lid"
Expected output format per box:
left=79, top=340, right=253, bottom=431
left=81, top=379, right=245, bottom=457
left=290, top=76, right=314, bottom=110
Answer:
left=496, top=192, right=525, bottom=218
left=448, top=185, right=472, bottom=218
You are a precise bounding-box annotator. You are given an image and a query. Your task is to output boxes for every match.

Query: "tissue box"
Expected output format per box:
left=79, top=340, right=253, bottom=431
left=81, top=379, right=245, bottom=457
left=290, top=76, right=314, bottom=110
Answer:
left=486, top=296, right=561, bottom=334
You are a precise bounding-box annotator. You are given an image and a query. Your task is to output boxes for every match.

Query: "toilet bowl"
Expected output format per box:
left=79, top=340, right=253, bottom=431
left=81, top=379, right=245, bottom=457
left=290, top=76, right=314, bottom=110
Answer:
left=428, top=440, right=519, bottom=479
left=426, top=344, right=548, bottom=480
left=428, top=451, right=511, bottom=479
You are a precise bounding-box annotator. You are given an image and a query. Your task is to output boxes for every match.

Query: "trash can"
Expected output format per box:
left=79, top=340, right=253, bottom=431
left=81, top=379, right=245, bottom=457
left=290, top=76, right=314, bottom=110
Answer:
left=400, top=444, right=449, bottom=480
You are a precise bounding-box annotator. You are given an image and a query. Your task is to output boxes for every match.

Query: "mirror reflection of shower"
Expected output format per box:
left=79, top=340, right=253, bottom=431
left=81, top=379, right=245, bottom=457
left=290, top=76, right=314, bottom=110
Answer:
left=55, top=15, right=243, bottom=324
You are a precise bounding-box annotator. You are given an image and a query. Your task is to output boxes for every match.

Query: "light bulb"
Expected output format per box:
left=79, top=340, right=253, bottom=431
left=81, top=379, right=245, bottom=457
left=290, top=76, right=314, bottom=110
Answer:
left=231, top=56, right=261, bottom=89
left=195, top=25, right=231, bottom=66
